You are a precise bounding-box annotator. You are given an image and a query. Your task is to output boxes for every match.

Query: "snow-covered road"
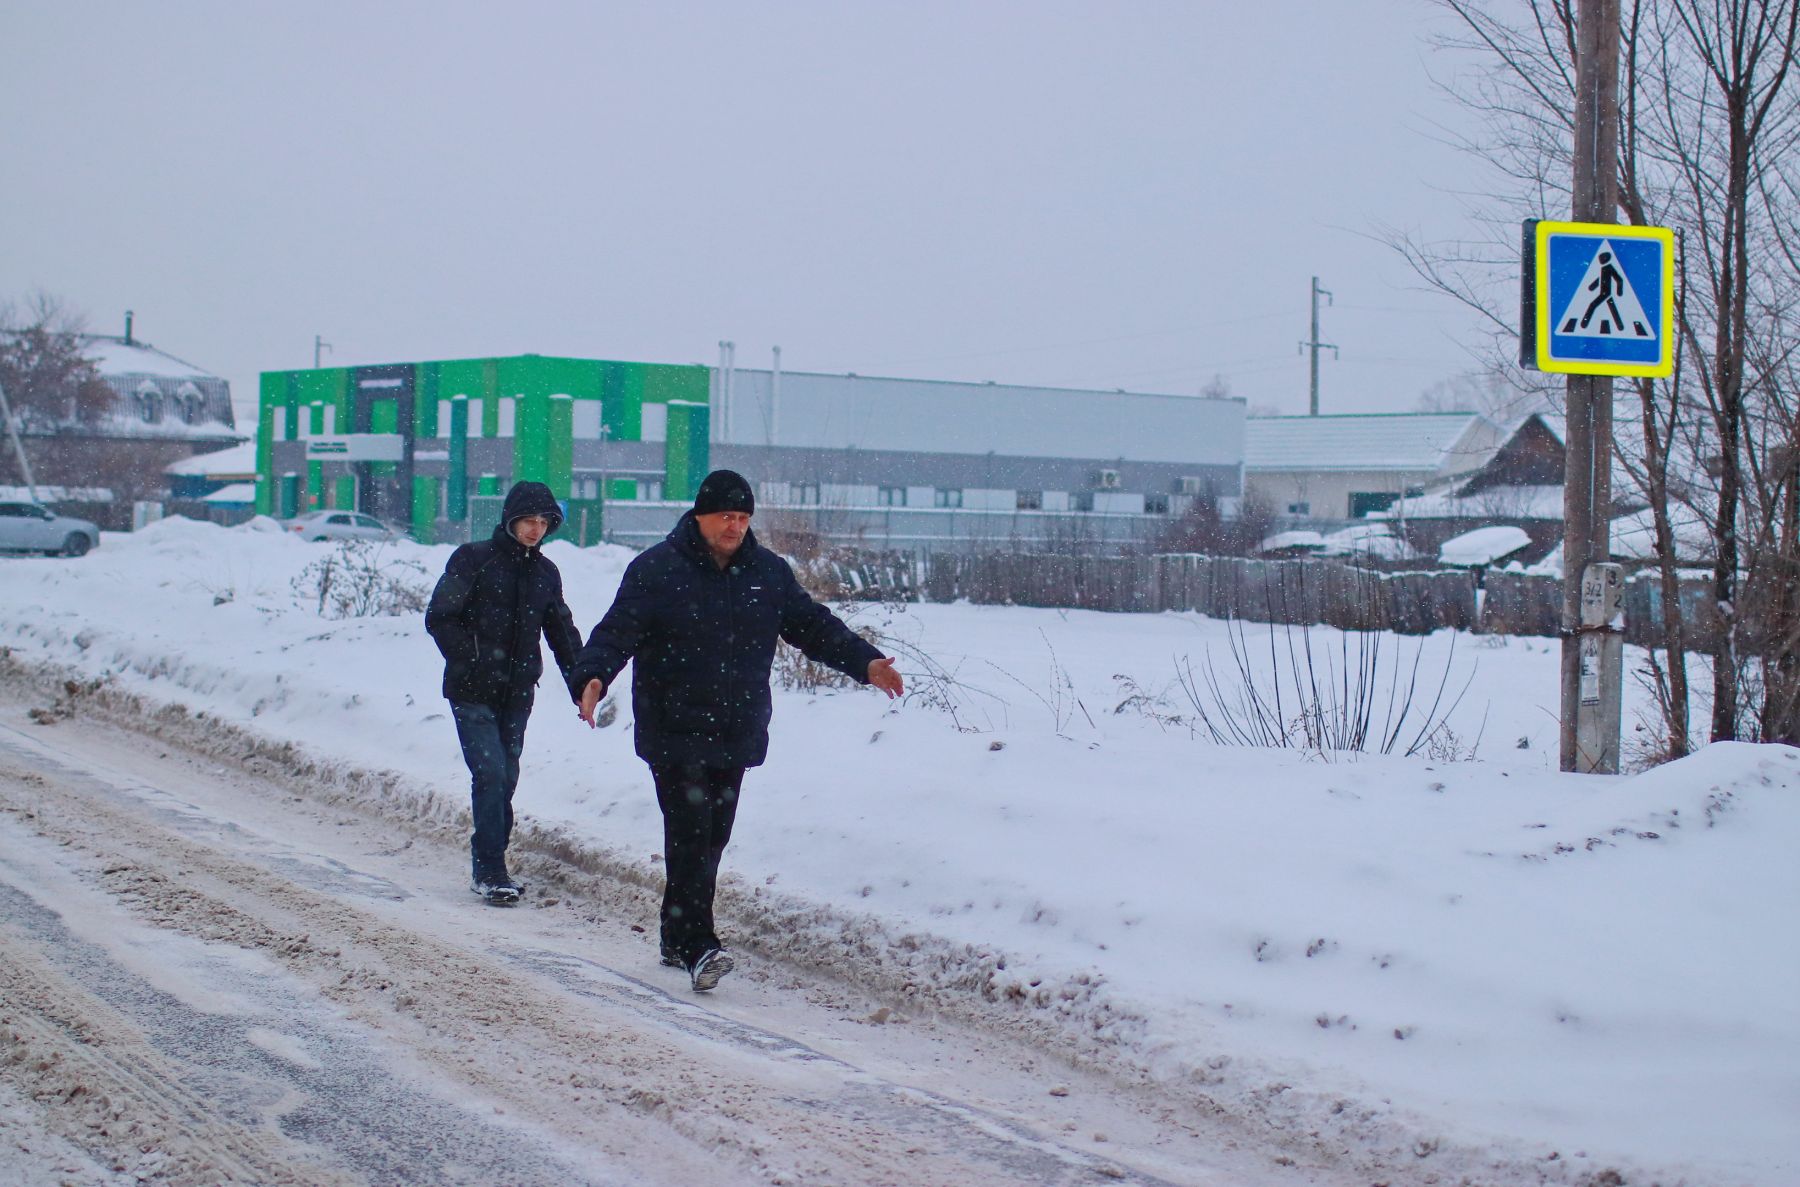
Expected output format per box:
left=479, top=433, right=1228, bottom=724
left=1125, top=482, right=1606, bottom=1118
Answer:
left=0, top=690, right=1378, bottom=1187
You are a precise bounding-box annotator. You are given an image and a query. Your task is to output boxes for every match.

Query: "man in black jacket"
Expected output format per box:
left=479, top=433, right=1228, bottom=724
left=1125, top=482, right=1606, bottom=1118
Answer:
left=571, top=470, right=903, bottom=990
left=426, top=480, right=583, bottom=904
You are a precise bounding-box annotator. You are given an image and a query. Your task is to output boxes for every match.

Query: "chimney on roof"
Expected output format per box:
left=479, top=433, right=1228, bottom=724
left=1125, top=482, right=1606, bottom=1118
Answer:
left=124, top=310, right=134, bottom=345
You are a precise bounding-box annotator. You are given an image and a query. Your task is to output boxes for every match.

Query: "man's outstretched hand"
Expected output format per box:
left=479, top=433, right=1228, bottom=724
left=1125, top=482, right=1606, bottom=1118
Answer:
left=866, top=657, right=904, bottom=699
left=578, top=678, right=605, bottom=726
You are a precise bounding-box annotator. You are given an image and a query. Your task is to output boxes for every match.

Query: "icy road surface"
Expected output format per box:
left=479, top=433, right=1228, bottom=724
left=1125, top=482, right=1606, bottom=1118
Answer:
left=0, top=697, right=1372, bottom=1187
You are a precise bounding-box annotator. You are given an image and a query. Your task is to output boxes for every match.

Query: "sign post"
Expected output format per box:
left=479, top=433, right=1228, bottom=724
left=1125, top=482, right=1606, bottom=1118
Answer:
left=1516, top=0, right=1671, bottom=774
left=1521, top=217, right=1675, bottom=772
left=1576, top=563, right=1626, bottom=771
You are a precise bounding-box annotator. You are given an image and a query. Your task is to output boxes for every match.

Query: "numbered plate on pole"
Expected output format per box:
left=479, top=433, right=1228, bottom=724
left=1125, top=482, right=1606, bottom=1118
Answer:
left=1521, top=220, right=1675, bottom=377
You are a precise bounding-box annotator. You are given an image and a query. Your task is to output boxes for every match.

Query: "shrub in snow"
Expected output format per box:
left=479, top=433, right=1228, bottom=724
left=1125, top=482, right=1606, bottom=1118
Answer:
left=291, top=541, right=430, bottom=619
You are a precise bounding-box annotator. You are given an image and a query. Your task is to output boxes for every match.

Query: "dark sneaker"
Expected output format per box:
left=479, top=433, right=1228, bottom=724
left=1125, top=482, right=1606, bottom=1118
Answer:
left=690, top=948, right=734, bottom=992
left=471, top=865, right=522, bottom=905
left=660, top=946, right=683, bottom=968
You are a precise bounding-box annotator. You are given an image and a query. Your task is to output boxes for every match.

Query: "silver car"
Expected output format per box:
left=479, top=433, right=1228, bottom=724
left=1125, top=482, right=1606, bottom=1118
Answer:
left=286, top=510, right=401, bottom=542
left=0, top=501, right=101, bottom=557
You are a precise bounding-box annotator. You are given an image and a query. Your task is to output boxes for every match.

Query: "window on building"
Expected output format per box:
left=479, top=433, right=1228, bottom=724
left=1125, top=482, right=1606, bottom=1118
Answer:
left=1071, top=492, right=1095, bottom=512
left=934, top=487, right=963, bottom=509
left=1349, top=492, right=1400, bottom=518
left=136, top=387, right=163, bottom=424
left=1287, top=501, right=1311, bottom=516
left=175, top=382, right=206, bottom=425
left=1016, top=490, right=1043, bottom=510
left=795, top=482, right=820, bottom=504
left=878, top=486, right=906, bottom=507
left=1145, top=493, right=1171, bottom=514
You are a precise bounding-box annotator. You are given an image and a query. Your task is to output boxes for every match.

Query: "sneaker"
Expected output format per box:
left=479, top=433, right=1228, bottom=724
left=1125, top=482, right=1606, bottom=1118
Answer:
left=659, top=946, right=683, bottom=968
left=690, top=947, right=734, bottom=992
left=471, top=864, right=522, bottom=904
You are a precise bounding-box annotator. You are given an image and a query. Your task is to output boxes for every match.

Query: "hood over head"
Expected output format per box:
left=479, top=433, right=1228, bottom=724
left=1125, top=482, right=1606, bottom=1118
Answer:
left=501, top=480, right=563, bottom=535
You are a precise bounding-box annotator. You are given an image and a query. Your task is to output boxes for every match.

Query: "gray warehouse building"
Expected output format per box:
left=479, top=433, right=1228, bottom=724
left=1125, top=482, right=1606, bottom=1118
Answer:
left=603, top=365, right=1246, bottom=553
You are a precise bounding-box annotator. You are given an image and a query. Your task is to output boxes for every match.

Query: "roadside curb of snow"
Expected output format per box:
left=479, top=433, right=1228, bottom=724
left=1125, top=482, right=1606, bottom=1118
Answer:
left=0, top=648, right=1640, bottom=1187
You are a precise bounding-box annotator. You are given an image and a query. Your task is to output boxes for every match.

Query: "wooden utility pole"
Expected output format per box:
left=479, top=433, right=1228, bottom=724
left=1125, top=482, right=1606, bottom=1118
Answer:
left=0, top=379, right=38, bottom=501
left=1560, top=0, right=1624, bottom=773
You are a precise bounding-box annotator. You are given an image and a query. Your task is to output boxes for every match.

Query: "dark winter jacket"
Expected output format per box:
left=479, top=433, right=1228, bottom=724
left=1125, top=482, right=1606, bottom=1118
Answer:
left=569, top=511, right=884, bottom=767
left=426, top=481, right=582, bottom=708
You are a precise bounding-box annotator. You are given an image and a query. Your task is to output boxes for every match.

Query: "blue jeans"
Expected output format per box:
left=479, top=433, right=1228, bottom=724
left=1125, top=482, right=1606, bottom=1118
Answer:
left=452, top=697, right=532, bottom=875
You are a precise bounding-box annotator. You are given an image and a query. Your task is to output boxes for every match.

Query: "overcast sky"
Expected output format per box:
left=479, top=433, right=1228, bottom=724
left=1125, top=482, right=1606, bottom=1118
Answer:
left=3, top=2, right=1498, bottom=424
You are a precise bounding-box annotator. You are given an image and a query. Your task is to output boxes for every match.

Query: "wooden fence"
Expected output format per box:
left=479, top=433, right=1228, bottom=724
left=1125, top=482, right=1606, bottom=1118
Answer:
left=810, top=550, right=1719, bottom=645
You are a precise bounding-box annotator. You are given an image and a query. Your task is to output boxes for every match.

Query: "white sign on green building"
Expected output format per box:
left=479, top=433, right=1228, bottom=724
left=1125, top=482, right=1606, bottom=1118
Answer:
left=256, top=354, right=711, bottom=544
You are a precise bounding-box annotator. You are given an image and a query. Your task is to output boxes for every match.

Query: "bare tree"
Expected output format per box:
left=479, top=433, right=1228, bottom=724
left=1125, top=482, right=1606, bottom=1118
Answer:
left=0, top=294, right=115, bottom=438
left=1395, top=0, right=1800, bottom=750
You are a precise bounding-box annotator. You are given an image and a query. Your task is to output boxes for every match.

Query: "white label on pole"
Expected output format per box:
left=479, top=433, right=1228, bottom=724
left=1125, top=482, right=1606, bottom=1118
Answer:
left=1581, top=563, right=1625, bottom=627
left=1580, top=635, right=1602, bottom=705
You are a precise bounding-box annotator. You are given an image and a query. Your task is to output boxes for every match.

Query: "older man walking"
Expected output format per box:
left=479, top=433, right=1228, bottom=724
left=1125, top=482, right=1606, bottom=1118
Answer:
left=571, top=470, right=903, bottom=991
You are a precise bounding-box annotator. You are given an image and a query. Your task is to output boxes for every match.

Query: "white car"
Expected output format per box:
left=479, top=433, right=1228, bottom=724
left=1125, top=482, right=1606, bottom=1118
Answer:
left=0, top=501, right=101, bottom=557
left=286, top=510, right=402, bottom=542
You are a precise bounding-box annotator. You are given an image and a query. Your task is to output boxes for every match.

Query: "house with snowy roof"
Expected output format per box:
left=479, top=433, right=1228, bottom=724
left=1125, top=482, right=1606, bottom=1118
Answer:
left=2, top=323, right=241, bottom=527
left=1243, top=412, right=1508, bottom=522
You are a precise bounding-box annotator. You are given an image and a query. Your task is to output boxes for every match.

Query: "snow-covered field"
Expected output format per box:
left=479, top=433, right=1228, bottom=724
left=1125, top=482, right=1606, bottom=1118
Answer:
left=1, top=516, right=1794, bottom=1186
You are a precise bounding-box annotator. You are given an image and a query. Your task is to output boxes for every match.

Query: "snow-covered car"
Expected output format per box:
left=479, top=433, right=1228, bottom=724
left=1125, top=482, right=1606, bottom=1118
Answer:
left=0, top=500, right=101, bottom=557
left=285, top=510, right=402, bottom=543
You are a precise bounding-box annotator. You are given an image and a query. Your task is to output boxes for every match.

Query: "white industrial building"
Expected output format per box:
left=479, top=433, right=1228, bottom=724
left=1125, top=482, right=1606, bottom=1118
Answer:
left=603, top=364, right=1246, bottom=553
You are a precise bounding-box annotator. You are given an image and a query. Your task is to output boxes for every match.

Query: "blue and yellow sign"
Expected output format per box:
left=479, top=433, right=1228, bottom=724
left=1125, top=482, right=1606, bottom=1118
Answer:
left=1522, top=220, right=1675, bottom=377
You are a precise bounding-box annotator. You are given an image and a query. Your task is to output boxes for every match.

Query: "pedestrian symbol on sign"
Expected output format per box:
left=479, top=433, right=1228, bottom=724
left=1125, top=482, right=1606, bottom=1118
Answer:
left=1556, top=241, right=1653, bottom=340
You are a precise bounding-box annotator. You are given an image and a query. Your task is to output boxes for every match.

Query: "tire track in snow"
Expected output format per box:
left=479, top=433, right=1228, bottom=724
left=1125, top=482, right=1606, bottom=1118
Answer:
left=0, top=713, right=1259, bottom=1186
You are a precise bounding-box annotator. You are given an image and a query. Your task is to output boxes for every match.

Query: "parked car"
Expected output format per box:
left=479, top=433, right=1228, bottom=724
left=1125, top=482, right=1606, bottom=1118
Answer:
left=285, top=510, right=402, bottom=542
left=0, top=501, right=101, bottom=557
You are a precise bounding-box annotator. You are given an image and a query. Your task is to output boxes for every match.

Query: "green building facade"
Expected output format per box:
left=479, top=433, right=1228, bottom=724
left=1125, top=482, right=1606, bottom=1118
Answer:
left=256, top=355, right=709, bottom=544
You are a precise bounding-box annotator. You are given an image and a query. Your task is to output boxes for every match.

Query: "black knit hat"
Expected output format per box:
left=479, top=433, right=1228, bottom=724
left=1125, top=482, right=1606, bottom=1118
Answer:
left=693, top=469, right=755, bottom=516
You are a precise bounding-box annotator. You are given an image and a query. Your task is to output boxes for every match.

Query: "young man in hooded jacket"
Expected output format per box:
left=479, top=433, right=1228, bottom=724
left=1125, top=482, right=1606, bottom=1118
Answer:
left=426, top=480, right=583, bottom=903
left=570, top=470, right=905, bottom=991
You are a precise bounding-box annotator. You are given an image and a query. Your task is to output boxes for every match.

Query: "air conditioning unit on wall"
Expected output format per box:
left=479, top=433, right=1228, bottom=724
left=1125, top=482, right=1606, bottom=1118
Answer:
left=1091, top=468, right=1121, bottom=489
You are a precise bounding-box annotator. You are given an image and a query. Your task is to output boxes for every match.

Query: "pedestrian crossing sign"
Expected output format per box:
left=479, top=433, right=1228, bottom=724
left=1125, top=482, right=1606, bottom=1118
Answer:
left=1523, top=220, right=1675, bottom=377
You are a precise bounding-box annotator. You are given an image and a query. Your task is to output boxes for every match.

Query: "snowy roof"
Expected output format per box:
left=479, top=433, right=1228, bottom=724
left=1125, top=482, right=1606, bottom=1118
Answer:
left=1315, top=522, right=1423, bottom=561
left=1438, top=525, right=1532, bottom=566
left=1244, top=412, right=1499, bottom=473
left=1377, top=483, right=1566, bottom=522
left=201, top=482, right=258, bottom=504
left=1256, top=529, right=1327, bottom=553
left=0, top=485, right=114, bottom=502
left=78, top=335, right=219, bottom=381
left=1610, top=504, right=1716, bottom=563
left=165, top=441, right=258, bottom=477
